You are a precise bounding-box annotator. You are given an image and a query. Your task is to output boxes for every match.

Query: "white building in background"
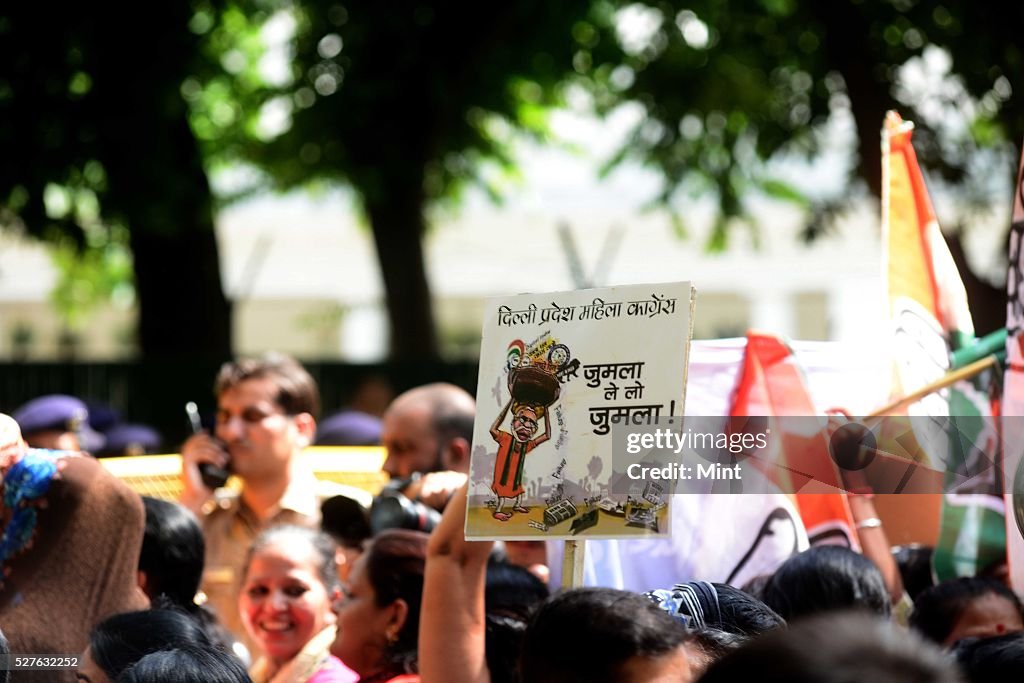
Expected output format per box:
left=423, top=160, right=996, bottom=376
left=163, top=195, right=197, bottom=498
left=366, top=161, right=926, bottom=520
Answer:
left=0, top=191, right=885, bottom=362
left=219, top=189, right=886, bottom=361
left=0, top=106, right=890, bottom=361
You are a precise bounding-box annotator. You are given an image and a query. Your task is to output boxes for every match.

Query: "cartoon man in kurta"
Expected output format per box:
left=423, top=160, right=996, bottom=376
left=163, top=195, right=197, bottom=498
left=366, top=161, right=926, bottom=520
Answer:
left=490, top=398, right=551, bottom=521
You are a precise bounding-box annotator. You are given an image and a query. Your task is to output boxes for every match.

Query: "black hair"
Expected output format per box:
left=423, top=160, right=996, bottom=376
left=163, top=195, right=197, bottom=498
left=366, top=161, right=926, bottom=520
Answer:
left=700, top=612, right=961, bottom=683
left=649, top=581, right=785, bottom=637
left=891, top=544, right=936, bottom=601
left=321, top=494, right=372, bottom=550
left=739, top=574, right=772, bottom=601
left=953, top=631, right=1024, bottom=682
left=519, top=587, right=690, bottom=683
left=140, top=497, right=205, bottom=609
left=910, top=576, right=1024, bottom=645
left=484, top=561, right=550, bottom=683
left=485, top=559, right=550, bottom=618
left=716, top=583, right=786, bottom=635
left=363, top=529, right=428, bottom=676
left=243, top=525, right=340, bottom=595
left=140, top=498, right=236, bottom=650
left=215, top=352, right=320, bottom=418
left=686, top=628, right=748, bottom=676
left=89, top=609, right=213, bottom=680
left=116, top=645, right=251, bottom=683
left=761, top=545, right=890, bottom=621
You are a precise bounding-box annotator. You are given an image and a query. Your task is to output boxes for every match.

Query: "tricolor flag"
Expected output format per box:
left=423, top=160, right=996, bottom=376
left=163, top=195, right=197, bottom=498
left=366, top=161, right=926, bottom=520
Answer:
left=730, top=332, right=858, bottom=549
left=1003, top=141, right=1024, bottom=592
left=883, top=111, right=1005, bottom=581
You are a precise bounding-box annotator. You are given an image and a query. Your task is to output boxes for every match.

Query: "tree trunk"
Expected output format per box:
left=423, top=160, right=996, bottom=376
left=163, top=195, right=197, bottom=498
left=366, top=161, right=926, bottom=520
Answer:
left=364, top=190, right=439, bottom=361
left=96, top=108, right=232, bottom=362
left=127, top=216, right=232, bottom=361
left=93, top=12, right=232, bottom=361
left=98, top=121, right=231, bottom=361
left=812, top=3, right=898, bottom=198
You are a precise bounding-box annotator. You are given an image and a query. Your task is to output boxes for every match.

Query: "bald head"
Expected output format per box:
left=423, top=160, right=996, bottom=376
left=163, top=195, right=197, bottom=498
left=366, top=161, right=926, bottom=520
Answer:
left=381, top=383, right=476, bottom=478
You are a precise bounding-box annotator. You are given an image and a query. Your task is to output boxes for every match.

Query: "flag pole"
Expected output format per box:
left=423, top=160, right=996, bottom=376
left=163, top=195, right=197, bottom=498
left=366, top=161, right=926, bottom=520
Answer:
left=867, top=355, right=1000, bottom=418
left=561, top=539, right=586, bottom=588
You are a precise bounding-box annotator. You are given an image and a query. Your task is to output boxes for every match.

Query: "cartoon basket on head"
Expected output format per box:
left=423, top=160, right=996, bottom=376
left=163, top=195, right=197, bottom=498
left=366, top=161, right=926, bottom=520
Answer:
left=508, top=364, right=560, bottom=409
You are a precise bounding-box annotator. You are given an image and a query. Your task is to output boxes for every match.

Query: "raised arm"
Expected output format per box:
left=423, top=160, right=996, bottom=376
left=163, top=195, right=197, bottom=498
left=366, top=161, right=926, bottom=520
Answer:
left=490, top=398, right=512, bottom=441
left=828, top=411, right=905, bottom=607
left=531, top=405, right=553, bottom=448
left=420, top=483, right=493, bottom=683
left=848, top=490, right=905, bottom=606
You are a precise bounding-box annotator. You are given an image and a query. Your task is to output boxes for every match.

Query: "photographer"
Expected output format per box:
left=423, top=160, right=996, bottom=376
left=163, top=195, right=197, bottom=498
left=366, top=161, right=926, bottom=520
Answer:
left=373, top=383, right=475, bottom=533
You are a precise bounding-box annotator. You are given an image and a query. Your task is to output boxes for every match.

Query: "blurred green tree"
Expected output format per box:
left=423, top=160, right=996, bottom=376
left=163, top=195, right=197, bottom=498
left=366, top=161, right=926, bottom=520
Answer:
left=2, top=1, right=1019, bottom=362
left=575, top=0, right=1022, bottom=331
left=205, top=0, right=1020, bottom=354
left=0, top=4, right=231, bottom=361
left=198, top=0, right=592, bottom=360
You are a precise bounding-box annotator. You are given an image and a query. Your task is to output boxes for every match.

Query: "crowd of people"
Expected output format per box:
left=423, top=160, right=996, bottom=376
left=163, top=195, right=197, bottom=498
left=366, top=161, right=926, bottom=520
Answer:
left=2, top=351, right=1024, bottom=682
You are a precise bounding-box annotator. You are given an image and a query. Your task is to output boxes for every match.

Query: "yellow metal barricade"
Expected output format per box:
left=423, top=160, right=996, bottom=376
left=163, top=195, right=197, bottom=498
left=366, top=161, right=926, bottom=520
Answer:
left=100, top=446, right=388, bottom=501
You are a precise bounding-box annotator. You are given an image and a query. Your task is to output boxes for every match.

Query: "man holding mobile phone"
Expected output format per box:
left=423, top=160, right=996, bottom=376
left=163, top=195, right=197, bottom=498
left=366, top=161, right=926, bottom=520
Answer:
left=179, top=352, right=371, bottom=657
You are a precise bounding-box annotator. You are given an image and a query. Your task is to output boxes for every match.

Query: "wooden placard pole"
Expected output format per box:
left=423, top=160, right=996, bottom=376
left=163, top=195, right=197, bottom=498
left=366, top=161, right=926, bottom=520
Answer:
left=867, top=355, right=999, bottom=418
left=561, top=539, right=586, bottom=589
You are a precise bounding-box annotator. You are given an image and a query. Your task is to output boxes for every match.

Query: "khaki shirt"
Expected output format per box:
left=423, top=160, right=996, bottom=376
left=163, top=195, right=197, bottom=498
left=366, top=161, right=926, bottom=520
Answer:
left=199, top=469, right=371, bottom=658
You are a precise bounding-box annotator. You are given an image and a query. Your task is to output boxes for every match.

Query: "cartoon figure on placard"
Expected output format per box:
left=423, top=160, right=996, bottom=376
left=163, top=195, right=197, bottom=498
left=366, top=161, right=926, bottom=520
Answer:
left=490, top=339, right=567, bottom=521
left=489, top=399, right=552, bottom=520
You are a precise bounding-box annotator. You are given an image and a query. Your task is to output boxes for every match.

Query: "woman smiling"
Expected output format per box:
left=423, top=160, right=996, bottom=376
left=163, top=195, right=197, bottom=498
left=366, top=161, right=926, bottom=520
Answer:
left=240, top=526, right=357, bottom=683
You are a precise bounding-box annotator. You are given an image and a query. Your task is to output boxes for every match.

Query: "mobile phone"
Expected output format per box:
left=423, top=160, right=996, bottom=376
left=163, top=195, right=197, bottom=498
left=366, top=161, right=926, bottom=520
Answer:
left=186, top=401, right=231, bottom=489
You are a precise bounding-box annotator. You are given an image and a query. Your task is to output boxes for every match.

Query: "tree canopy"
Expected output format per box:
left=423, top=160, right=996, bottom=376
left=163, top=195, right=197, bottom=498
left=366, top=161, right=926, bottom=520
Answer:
left=575, top=1, right=1020, bottom=243
left=195, top=0, right=596, bottom=359
left=0, top=3, right=231, bottom=360
left=2, top=0, right=1021, bottom=359
left=202, top=0, right=1022, bottom=352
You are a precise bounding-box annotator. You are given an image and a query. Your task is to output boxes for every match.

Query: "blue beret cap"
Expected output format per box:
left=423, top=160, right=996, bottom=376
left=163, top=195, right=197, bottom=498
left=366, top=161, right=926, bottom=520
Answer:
left=12, top=394, right=105, bottom=452
left=315, top=410, right=382, bottom=446
left=14, top=395, right=89, bottom=434
left=100, top=423, right=162, bottom=456
left=86, top=401, right=122, bottom=432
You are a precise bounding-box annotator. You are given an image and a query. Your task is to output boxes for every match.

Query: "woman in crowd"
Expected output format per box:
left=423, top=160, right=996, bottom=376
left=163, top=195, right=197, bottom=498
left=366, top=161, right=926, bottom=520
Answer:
left=910, top=576, right=1024, bottom=647
left=332, top=529, right=428, bottom=683
left=521, top=587, right=693, bottom=683
left=646, top=580, right=785, bottom=675
left=116, top=645, right=252, bottom=683
left=139, top=496, right=238, bottom=655
left=699, top=612, right=959, bottom=683
left=76, top=609, right=215, bottom=683
left=646, top=581, right=785, bottom=637
left=760, top=545, right=890, bottom=621
left=952, top=631, right=1024, bottom=681
left=240, top=526, right=357, bottom=683
left=482, top=560, right=549, bottom=683
left=1, top=414, right=148, bottom=683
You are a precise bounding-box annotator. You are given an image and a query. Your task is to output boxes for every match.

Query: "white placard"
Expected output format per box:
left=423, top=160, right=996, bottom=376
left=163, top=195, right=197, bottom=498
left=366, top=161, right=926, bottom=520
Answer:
left=465, top=282, right=695, bottom=540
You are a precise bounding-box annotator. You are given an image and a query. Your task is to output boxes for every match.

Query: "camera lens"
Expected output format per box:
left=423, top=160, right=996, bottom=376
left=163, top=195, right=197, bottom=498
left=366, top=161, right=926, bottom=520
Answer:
left=370, top=491, right=441, bottom=534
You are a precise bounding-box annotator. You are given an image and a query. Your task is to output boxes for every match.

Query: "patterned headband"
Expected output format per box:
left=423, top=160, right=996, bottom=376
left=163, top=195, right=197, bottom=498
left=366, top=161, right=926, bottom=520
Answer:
left=645, top=580, right=722, bottom=630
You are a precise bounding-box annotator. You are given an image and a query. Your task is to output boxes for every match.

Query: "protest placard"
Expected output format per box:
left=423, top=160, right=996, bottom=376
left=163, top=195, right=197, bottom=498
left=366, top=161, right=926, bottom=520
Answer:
left=465, top=282, right=695, bottom=540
